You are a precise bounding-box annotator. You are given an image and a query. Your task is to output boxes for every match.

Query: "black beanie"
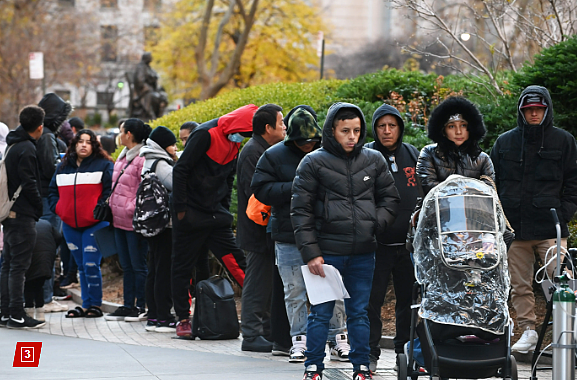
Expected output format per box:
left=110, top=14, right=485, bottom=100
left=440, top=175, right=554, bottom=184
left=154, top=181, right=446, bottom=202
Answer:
left=149, top=126, right=176, bottom=150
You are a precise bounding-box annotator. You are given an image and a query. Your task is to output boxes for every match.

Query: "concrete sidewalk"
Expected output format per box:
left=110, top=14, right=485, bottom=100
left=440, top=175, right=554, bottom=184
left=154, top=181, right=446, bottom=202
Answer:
left=0, top=296, right=548, bottom=380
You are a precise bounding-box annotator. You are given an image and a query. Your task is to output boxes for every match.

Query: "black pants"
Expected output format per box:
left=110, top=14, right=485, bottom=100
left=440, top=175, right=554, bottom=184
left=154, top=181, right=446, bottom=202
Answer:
left=24, top=277, right=46, bottom=308
left=240, top=234, right=273, bottom=338
left=1, top=215, right=37, bottom=318
left=171, top=209, right=246, bottom=321
left=146, top=228, right=173, bottom=321
left=270, top=260, right=292, bottom=348
left=369, top=244, right=415, bottom=357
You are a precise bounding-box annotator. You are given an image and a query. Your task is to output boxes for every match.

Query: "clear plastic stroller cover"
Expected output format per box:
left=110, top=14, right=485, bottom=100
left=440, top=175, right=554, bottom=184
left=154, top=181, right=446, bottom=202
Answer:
left=413, top=175, right=510, bottom=334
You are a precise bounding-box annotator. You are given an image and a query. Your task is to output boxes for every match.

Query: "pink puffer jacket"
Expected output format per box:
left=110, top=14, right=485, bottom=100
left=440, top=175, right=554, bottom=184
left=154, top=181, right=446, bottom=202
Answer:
left=109, top=144, right=145, bottom=231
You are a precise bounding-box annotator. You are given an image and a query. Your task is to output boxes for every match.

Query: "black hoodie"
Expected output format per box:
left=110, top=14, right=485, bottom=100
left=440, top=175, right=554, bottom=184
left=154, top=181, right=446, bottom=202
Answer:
left=290, top=102, right=400, bottom=263
left=366, top=104, right=420, bottom=245
left=491, top=85, right=577, bottom=240
left=4, top=126, right=43, bottom=220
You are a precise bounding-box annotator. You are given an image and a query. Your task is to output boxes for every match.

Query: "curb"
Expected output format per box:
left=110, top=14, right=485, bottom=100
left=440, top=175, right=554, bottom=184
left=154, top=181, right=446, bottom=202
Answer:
left=67, top=288, right=122, bottom=314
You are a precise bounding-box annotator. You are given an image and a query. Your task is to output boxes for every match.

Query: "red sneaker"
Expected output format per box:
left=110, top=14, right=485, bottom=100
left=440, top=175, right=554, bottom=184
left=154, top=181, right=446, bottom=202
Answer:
left=176, top=319, right=192, bottom=338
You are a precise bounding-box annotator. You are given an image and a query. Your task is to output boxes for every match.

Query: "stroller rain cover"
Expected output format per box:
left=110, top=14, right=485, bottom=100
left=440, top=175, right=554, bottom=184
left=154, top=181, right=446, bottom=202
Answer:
left=413, top=175, right=510, bottom=334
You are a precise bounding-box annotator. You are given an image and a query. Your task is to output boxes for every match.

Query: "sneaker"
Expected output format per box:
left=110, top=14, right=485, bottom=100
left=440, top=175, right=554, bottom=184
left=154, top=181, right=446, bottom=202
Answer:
left=105, top=306, right=134, bottom=321
left=124, top=307, right=147, bottom=322
left=156, top=319, right=177, bottom=333
left=44, top=300, right=68, bottom=313
left=303, top=364, right=323, bottom=380
left=352, top=365, right=373, bottom=380
left=329, top=334, right=350, bottom=362
left=24, top=307, right=35, bottom=319
left=7, top=315, right=46, bottom=329
left=35, top=307, right=45, bottom=322
left=60, top=280, right=80, bottom=289
left=289, top=335, right=307, bottom=363
left=512, top=327, right=538, bottom=354
left=369, top=354, right=378, bottom=374
left=145, top=319, right=157, bottom=332
left=53, top=294, right=72, bottom=301
left=176, top=319, right=192, bottom=338
left=272, top=342, right=291, bottom=356
left=0, top=315, right=9, bottom=328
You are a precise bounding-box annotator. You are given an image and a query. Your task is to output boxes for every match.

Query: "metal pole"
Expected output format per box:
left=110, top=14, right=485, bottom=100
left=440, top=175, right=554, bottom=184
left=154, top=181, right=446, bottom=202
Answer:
left=320, top=39, right=325, bottom=80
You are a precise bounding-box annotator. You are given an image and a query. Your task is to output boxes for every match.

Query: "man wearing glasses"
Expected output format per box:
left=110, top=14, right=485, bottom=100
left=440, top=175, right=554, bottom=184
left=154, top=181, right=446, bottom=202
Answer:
left=365, top=104, right=421, bottom=373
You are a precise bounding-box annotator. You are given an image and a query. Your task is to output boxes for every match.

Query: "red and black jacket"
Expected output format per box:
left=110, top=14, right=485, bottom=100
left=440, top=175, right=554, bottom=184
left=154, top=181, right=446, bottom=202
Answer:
left=48, top=154, right=113, bottom=228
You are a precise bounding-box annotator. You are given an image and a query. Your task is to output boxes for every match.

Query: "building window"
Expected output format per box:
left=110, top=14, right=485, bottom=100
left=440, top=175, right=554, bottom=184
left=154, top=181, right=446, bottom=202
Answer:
left=143, top=0, right=162, bottom=10
left=144, top=26, right=160, bottom=45
left=101, top=0, right=117, bottom=8
left=101, top=25, right=117, bottom=62
left=59, top=0, right=75, bottom=7
left=97, top=92, right=114, bottom=106
left=54, top=90, right=71, bottom=102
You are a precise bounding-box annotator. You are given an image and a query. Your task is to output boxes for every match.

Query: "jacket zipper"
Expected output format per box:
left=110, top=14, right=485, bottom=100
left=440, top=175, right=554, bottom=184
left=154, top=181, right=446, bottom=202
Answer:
left=347, top=159, right=356, bottom=252
left=74, top=168, right=79, bottom=228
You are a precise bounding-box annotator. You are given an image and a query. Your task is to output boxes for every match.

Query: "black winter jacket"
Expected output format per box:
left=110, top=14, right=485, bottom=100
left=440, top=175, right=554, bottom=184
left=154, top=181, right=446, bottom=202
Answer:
left=252, top=106, right=322, bottom=244
left=417, top=97, right=495, bottom=195
left=366, top=104, right=420, bottom=245
left=4, top=126, right=43, bottom=220
left=490, top=85, right=577, bottom=240
left=25, top=219, right=61, bottom=282
left=236, top=134, right=271, bottom=253
left=172, top=105, right=257, bottom=224
left=291, top=102, right=400, bottom=263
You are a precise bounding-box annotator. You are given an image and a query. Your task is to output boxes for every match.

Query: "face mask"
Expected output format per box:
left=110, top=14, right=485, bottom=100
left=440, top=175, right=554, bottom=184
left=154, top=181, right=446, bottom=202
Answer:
left=228, top=133, right=245, bottom=143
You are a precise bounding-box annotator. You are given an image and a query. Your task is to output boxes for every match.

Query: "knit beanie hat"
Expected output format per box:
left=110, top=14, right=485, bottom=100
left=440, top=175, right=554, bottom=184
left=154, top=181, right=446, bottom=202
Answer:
left=149, top=126, right=176, bottom=150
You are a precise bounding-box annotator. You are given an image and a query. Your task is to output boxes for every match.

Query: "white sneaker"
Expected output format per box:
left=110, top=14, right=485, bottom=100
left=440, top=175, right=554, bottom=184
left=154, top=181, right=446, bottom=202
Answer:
left=329, top=334, right=350, bottom=362
left=289, top=335, right=307, bottom=363
left=511, top=328, right=538, bottom=354
left=44, top=301, right=68, bottom=313
left=24, top=308, right=35, bottom=319
left=35, top=307, right=45, bottom=322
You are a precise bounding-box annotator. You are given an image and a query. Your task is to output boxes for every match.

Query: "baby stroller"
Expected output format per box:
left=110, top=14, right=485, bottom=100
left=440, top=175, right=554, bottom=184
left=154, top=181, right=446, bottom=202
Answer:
left=401, top=175, right=517, bottom=380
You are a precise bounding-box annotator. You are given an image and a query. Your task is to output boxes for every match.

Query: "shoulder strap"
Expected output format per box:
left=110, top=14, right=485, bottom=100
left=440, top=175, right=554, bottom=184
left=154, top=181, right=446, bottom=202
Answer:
left=150, top=159, right=162, bottom=173
left=2, top=145, right=23, bottom=202
left=106, top=160, right=132, bottom=203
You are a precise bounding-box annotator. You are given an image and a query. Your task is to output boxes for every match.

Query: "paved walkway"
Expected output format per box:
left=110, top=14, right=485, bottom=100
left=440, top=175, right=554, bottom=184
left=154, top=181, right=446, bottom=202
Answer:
left=0, top=297, right=551, bottom=380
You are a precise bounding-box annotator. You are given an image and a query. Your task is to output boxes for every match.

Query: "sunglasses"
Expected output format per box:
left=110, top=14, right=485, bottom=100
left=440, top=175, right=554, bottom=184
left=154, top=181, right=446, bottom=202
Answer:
left=388, top=155, right=398, bottom=173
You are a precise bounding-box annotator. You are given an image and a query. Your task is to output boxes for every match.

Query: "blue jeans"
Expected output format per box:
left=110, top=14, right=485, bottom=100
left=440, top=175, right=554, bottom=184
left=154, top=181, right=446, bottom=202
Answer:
left=62, top=222, right=108, bottom=308
left=304, top=252, right=375, bottom=371
left=275, top=242, right=346, bottom=340
left=114, top=228, right=148, bottom=309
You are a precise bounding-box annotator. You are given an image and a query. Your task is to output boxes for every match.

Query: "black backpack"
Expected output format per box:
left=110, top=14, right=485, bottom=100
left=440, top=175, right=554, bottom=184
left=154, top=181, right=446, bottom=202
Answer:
left=132, top=159, right=171, bottom=237
left=192, top=276, right=240, bottom=340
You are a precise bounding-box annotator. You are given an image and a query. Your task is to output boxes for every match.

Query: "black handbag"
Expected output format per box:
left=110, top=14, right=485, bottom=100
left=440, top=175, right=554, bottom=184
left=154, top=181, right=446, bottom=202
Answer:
left=93, top=160, right=132, bottom=222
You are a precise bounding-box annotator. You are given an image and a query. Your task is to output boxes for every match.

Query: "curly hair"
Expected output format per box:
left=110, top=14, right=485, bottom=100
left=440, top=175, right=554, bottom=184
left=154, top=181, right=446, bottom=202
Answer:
left=61, top=129, right=112, bottom=169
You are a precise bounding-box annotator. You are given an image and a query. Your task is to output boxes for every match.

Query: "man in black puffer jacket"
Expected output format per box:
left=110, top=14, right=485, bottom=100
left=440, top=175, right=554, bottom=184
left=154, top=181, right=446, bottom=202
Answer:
left=491, top=85, right=577, bottom=354
left=365, top=104, right=420, bottom=371
left=291, top=102, right=400, bottom=380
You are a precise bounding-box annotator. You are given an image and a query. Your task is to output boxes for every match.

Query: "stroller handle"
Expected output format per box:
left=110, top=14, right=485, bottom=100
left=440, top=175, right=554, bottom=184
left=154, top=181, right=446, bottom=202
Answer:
left=550, top=208, right=562, bottom=278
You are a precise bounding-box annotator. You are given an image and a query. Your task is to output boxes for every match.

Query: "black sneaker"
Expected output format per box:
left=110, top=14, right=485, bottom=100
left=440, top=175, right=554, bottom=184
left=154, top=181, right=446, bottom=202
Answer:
left=0, top=314, right=9, bottom=328
left=303, top=364, right=323, bottom=380
left=7, top=315, right=46, bottom=329
left=124, top=307, right=147, bottom=322
left=155, top=319, right=177, bottom=333
left=272, top=342, right=291, bottom=356
left=104, top=306, right=133, bottom=321
left=352, top=365, right=372, bottom=380
left=145, top=319, right=157, bottom=332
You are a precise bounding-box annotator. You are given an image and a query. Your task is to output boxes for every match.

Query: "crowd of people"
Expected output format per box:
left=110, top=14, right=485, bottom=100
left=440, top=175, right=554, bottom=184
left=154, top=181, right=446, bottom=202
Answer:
left=1, top=85, right=576, bottom=380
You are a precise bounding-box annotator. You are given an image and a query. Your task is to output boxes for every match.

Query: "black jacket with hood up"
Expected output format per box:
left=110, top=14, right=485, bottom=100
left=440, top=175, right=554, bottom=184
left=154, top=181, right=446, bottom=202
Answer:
left=416, top=96, right=495, bottom=196
left=37, top=93, right=72, bottom=196
left=491, top=86, right=577, bottom=240
left=251, top=105, right=322, bottom=244
left=290, top=102, right=400, bottom=263
left=4, top=126, right=43, bottom=220
left=365, top=104, right=420, bottom=245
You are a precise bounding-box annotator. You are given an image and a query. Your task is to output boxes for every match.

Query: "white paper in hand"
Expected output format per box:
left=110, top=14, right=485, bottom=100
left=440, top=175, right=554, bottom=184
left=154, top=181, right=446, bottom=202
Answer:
left=300, top=264, right=350, bottom=305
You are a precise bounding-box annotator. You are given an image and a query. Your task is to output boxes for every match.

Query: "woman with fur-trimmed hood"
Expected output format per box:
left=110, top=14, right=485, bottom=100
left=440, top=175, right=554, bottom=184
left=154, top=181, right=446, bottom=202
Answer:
left=416, top=96, right=495, bottom=195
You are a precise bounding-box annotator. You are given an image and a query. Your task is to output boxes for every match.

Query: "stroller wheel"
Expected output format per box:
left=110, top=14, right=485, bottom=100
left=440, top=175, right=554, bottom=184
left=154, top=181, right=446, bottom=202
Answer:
left=508, top=355, right=518, bottom=380
left=397, top=353, right=408, bottom=380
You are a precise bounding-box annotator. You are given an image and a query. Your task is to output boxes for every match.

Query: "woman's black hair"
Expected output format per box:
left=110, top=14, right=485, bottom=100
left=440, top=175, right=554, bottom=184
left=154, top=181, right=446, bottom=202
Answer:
left=61, top=129, right=112, bottom=168
left=121, top=118, right=152, bottom=144
left=427, top=96, right=486, bottom=159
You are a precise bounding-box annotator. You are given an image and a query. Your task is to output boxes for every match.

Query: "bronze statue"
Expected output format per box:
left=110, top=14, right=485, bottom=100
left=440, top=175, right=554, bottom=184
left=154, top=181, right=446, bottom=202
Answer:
left=129, top=52, right=168, bottom=122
